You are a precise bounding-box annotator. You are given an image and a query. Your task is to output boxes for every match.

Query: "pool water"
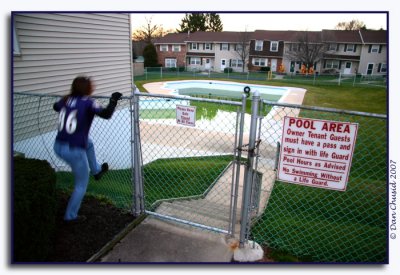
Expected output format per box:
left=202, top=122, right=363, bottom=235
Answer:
left=163, top=80, right=288, bottom=101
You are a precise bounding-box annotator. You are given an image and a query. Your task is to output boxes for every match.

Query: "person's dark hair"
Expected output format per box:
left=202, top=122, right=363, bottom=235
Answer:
left=70, top=76, right=93, bottom=97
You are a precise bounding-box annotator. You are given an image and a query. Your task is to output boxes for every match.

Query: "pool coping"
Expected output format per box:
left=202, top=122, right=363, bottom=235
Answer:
left=142, top=80, right=307, bottom=105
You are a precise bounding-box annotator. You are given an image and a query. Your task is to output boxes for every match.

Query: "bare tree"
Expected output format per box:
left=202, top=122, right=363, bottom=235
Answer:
left=335, top=19, right=366, bottom=30
left=132, top=17, right=170, bottom=43
left=286, top=32, right=326, bottom=74
left=234, top=31, right=251, bottom=73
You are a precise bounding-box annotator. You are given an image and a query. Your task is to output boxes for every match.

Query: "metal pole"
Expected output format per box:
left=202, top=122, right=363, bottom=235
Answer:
left=228, top=94, right=247, bottom=236
left=130, top=94, right=136, bottom=215
left=239, top=91, right=260, bottom=247
left=133, top=90, right=144, bottom=216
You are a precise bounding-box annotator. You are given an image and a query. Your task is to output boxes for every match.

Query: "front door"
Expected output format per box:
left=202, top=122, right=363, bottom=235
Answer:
left=367, top=63, right=374, bottom=75
left=270, top=59, right=277, bottom=72
left=221, top=59, right=227, bottom=71
left=205, top=58, right=211, bottom=70
left=344, top=62, right=352, bottom=75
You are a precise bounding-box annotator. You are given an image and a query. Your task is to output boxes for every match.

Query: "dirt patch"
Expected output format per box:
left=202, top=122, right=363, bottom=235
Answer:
left=47, top=192, right=135, bottom=262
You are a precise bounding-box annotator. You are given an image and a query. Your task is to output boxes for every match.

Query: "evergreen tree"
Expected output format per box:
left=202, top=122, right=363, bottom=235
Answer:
left=177, top=13, right=223, bottom=33
left=143, top=43, right=159, bottom=67
left=177, top=13, right=208, bottom=33
left=206, top=13, right=223, bottom=32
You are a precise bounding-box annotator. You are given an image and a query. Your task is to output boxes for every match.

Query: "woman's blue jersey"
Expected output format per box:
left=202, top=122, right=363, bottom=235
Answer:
left=54, top=96, right=103, bottom=148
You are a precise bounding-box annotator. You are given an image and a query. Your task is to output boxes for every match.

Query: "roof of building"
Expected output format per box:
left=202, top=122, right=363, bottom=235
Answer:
left=321, top=30, right=363, bottom=43
left=185, top=31, right=251, bottom=43
left=154, top=32, right=188, bottom=44
left=154, top=29, right=387, bottom=45
left=359, top=29, right=387, bottom=44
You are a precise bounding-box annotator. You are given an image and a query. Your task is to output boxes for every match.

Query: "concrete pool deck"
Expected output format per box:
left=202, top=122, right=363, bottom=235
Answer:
left=142, top=80, right=307, bottom=105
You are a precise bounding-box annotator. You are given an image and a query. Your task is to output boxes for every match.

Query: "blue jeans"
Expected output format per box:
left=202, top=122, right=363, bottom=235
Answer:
left=54, top=138, right=101, bottom=220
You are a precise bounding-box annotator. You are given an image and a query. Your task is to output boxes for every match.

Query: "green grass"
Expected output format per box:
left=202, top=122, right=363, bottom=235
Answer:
left=135, top=76, right=387, bottom=114
left=59, top=75, right=386, bottom=262
left=143, top=155, right=233, bottom=208
left=252, top=110, right=387, bottom=262
left=252, top=177, right=387, bottom=262
left=56, top=155, right=233, bottom=211
left=133, top=75, right=387, bottom=262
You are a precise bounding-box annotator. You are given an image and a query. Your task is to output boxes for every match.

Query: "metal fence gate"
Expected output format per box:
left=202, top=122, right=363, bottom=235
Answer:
left=131, top=92, right=249, bottom=236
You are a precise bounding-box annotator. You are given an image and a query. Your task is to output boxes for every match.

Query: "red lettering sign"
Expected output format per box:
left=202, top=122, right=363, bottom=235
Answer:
left=277, top=116, right=358, bottom=191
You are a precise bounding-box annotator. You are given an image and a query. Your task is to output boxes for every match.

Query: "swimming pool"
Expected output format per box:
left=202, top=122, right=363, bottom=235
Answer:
left=162, top=80, right=289, bottom=102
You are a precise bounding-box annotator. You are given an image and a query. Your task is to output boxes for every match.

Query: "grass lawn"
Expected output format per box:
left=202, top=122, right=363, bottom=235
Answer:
left=135, top=76, right=387, bottom=114
left=56, top=155, right=233, bottom=211
left=56, top=75, right=387, bottom=262
left=135, top=76, right=387, bottom=262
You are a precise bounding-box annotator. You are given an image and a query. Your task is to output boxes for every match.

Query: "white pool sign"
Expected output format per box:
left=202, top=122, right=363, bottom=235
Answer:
left=277, top=116, right=358, bottom=191
left=176, top=105, right=196, bottom=127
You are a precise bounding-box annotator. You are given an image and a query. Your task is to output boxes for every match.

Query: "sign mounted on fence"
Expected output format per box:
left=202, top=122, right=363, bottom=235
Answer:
left=176, top=105, right=196, bottom=127
left=277, top=116, right=358, bottom=191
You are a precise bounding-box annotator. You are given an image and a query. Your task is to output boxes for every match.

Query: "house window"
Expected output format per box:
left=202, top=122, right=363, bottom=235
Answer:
left=345, top=44, right=355, bottom=52
left=190, top=57, right=201, bottom=65
left=378, top=63, right=387, bottom=73
left=329, top=43, right=338, bottom=51
left=221, top=43, right=229, bottom=51
left=236, top=44, right=243, bottom=51
left=204, top=43, right=212, bottom=50
left=231, top=59, right=243, bottom=68
left=270, top=41, right=278, bottom=52
left=172, top=45, right=181, bottom=52
left=165, top=58, right=177, bottom=68
left=325, top=60, right=339, bottom=69
left=290, top=43, right=299, bottom=52
left=190, top=43, right=199, bottom=50
left=160, top=45, right=168, bottom=52
left=252, top=58, right=266, bottom=66
left=255, top=40, right=263, bottom=51
left=371, top=45, right=380, bottom=53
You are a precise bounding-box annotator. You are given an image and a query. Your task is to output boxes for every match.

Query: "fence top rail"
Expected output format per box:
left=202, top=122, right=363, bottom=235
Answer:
left=13, top=92, right=242, bottom=107
left=134, top=91, right=243, bottom=107
left=13, top=91, right=130, bottom=101
left=262, top=99, right=387, bottom=119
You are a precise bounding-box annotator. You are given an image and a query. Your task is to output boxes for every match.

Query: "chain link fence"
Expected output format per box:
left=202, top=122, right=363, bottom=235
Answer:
left=13, top=92, right=134, bottom=211
left=13, top=91, right=387, bottom=262
left=249, top=100, right=387, bottom=262
left=137, top=67, right=387, bottom=88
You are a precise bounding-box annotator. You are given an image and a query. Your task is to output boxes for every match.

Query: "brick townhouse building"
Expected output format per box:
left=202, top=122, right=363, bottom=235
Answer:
left=153, top=29, right=387, bottom=76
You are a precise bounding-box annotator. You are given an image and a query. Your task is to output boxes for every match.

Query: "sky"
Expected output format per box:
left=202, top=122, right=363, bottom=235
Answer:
left=131, top=12, right=387, bottom=33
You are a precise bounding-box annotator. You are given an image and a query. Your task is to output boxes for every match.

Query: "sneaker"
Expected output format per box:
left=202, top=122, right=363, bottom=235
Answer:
left=64, top=215, right=87, bottom=225
left=94, top=163, right=109, bottom=181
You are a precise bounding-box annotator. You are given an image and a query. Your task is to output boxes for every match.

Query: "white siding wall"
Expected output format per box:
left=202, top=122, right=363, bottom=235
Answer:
left=13, top=13, right=133, bottom=96
left=13, top=13, right=133, bottom=142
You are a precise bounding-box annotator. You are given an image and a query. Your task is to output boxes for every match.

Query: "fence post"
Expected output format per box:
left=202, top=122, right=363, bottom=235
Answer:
left=228, top=94, right=247, bottom=236
left=132, top=90, right=145, bottom=216
left=145, top=67, right=147, bottom=81
left=338, top=72, right=341, bottom=86
left=160, top=67, right=163, bottom=79
left=239, top=91, right=260, bottom=247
